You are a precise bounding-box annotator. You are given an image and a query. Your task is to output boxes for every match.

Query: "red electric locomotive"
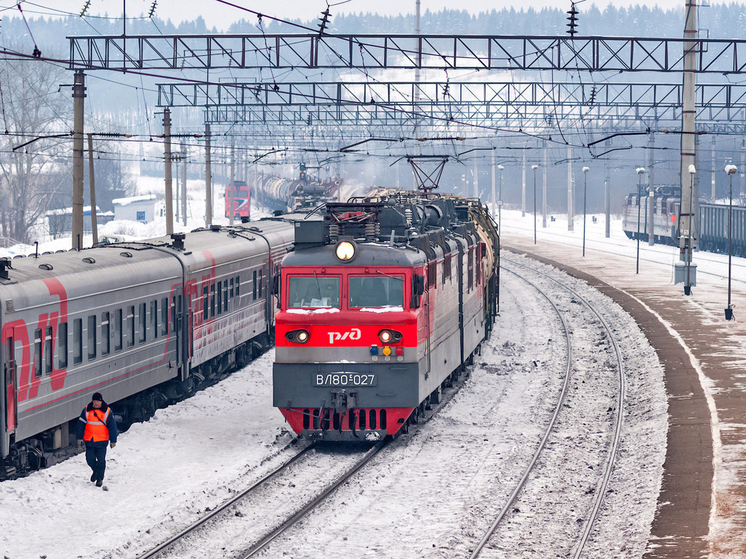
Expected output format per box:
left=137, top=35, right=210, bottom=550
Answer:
left=273, top=191, right=499, bottom=441
left=225, top=180, right=251, bottom=220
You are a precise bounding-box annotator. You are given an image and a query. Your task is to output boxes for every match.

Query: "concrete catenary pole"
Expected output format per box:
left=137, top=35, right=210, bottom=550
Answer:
left=521, top=151, right=526, bottom=217
left=678, top=0, right=698, bottom=293
left=473, top=159, right=479, bottom=199
left=491, top=149, right=496, bottom=210
left=181, top=139, right=188, bottom=226
left=604, top=139, right=611, bottom=238
left=87, top=133, right=98, bottom=245
left=205, top=123, right=212, bottom=228
left=163, top=108, right=173, bottom=235
left=542, top=145, right=548, bottom=228
left=567, top=145, right=574, bottom=231
left=72, top=71, right=85, bottom=250
left=648, top=131, right=656, bottom=246
left=229, top=140, right=236, bottom=225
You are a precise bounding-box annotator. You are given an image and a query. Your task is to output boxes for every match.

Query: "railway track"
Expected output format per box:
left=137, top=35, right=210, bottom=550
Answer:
left=470, top=255, right=626, bottom=559
left=137, top=440, right=387, bottom=559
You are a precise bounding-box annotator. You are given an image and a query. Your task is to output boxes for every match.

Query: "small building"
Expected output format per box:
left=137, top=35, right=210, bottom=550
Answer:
left=45, top=206, right=114, bottom=238
left=112, top=194, right=158, bottom=223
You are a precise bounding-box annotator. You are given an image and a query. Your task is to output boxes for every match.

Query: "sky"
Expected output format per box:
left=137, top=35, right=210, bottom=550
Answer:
left=6, top=0, right=704, bottom=31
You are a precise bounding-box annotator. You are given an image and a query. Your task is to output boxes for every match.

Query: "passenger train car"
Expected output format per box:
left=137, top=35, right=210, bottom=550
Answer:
left=622, top=186, right=746, bottom=256
left=272, top=190, right=500, bottom=441
left=0, top=221, right=294, bottom=478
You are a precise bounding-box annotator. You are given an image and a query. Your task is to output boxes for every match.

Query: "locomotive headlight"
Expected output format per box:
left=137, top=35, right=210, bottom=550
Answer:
left=335, top=241, right=355, bottom=261
left=378, top=329, right=402, bottom=344
left=286, top=329, right=310, bottom=344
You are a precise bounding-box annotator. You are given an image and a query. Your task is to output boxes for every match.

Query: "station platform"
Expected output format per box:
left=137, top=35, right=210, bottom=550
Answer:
left=501, top=227, right=746, bottom=559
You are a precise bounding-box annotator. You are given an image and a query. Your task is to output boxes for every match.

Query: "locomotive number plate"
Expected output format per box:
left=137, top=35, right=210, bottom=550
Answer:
left=315, top=373, right=377, bottom=387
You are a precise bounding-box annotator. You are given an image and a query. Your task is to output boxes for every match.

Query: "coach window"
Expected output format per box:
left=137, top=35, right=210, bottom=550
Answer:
left=217, top=281, right=223, bottom=315
left=288, top=276, right=340, bottom=308
left=160, top=298, right=168, bottom=336
left=230, top=278, right=235, bottom=301
left=235, top=276, right=240, bottom=298
left=349, top=276, right=403, bottom=308
left=101, top=312, right=110, bottom=356
left=258, top=269, right=263, bottom=297
left=127, top=306, right=135, bottom=348
left=34, top=329, right=42, bottom=378
left=253, top=271, right=257, bottom=300
left=139, top=303, right=146, bottom=343
left=73, top=318, right=83, bottom=365
left=88, top=315, right=97, bottom=360
left=58, top=321, right=68, bottom=369
left=44, top=326, right=53, bottom=375
left=171, top=296, right=177, bottom=333
left=150, top=300, right=158, bottom=339
left=210, top=284, right=216, bottom=318
left=223, top=282, right=228, bottom=311
left=203, top=286, right=209, bottom=321
left=114, top=309, right=123, bottom=351
left=468, top=248, right=474, bottom=291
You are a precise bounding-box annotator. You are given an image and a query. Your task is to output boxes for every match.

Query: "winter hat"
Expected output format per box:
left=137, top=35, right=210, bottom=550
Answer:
left=92, top=392, right=103, bottom=401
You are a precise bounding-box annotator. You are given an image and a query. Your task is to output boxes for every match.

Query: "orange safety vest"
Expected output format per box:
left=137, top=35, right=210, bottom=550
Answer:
left=83, top=408, right=111, bottom=442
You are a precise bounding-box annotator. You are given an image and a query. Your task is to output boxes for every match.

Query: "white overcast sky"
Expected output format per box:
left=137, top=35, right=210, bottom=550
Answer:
left=7, top=0, right=714, bottom=31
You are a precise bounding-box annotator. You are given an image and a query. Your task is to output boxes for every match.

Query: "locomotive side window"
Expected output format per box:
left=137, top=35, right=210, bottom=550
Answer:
left=138, top=303, right=146, bottom=343
left=58, top=322, right=68, bottom=369
left=468, top=248, right=474, bottom=291
left=288, top=276, right=340, bottom=308
left=34, top=329, right=42, bottom=378
left=101, top=312, right=110, bottom=356
left=44, top=326, right=53, bottom=374
left=114, top=309, right=123, bottom=351
left=127, top=306, right=135, bottom=348
left=73, top=319, right=83, bottom=365
left=87, top=315, right=97, bottom=360
left=349, top=276, right=403, bottom=308
left=160, top=298, right=168, bottom=336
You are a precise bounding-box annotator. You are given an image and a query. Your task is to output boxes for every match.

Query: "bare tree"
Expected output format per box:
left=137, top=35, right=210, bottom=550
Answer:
left=0, top=52, right=71, bottom=244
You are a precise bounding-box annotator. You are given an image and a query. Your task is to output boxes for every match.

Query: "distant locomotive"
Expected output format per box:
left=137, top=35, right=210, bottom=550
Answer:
left=273, top=190, right=500, bottom=441
left=0, top=221, right=293, bottom=478
left=225, top=180, right=251, bottom=220
left=622, top=186, right=746, bottom=256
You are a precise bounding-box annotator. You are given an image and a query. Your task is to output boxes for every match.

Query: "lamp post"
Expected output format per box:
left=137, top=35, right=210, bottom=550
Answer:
left=725, top=164, right=737, bottom=320
left=498, top=164, right=504, bottom=232
left=582, top=166, right=589, bottom=257
left=636, top=167, right=645, bottom=274
left=685, top=164, right=696, bottom=295
left=532, top=165, right=539, bottom=244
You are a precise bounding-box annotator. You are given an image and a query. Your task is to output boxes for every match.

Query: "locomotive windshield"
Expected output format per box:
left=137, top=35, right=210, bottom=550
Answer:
left=349, top=275, right=404, bottom=308
left=288, top=276, right=340, bottom=308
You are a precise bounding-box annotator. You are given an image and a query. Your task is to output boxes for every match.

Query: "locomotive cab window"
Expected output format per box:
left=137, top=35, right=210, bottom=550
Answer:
left=288, top=276, right=340, bottom=308
left=349, top=275, right=404, bottom=308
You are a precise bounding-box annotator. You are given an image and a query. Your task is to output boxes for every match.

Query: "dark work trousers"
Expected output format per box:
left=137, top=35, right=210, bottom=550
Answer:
left=85, top=444, right=108, bottom=482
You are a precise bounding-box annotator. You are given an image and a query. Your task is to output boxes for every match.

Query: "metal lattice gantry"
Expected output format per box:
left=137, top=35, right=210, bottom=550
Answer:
left=68, top=33, right=746, bottom=74
left=156, top=80, right=746, bottom=126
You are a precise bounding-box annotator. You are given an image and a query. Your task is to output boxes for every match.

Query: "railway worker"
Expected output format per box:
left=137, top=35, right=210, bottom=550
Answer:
left=76, top=392, right=118, bottom=487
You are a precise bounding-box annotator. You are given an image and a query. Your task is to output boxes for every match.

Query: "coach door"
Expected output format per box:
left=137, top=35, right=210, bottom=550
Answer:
left=3, top=334, right=16, bottom=434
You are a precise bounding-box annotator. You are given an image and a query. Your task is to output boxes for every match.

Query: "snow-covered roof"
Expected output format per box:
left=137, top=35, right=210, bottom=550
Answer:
left=112, top=194, right=158, bottom=206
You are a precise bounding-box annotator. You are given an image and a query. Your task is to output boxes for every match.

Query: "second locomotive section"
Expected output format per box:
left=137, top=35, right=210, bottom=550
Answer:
left=273, top=193, right=499, bottom=441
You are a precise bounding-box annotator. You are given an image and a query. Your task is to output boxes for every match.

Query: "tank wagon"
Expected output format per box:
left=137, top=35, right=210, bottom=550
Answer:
left=273, top=190, right=499, bottom=441
left=0, top=221, right=293, bottom=478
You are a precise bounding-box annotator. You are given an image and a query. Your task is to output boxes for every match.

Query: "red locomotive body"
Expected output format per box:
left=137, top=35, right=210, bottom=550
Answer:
left=273, top=192, right=499, bottom=441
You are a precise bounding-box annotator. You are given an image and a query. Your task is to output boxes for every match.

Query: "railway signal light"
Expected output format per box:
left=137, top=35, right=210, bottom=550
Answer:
left=567, top=3, right=579, bottom=36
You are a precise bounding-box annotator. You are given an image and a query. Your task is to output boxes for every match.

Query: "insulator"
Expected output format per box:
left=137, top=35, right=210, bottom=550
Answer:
left=405, top=208, right=412, bottom=227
